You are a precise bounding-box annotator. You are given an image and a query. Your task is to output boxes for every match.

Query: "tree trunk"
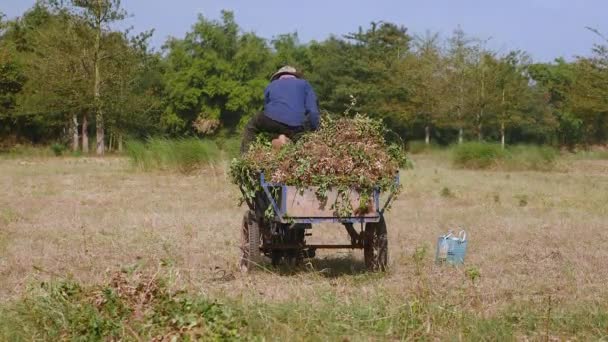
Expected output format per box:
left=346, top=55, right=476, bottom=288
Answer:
left=108, top=132, right=113, bottom=152
left=478, top=61, right=485, bottom=142
left=94, top=13, right=104, bottom=156
left=118, top=133, right=123, bottom=152
left=425, top=126, right=430, bottom=145
left=82, top=114, right=89, bottom=153
left=458, top=127, right=463, bottom=144
left=501, top=89, right=506, bottom=149
left=501, top=122, right=506, bottom=150
left=72, top=114, right=79, bottom=152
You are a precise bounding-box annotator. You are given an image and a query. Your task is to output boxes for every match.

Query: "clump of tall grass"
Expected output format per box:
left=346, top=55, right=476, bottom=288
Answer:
left=0, top=272, right=241, bottom=341
left=572, top=149, right=608, bottom=160
left=507, top=145, right=558, bottom=171
left=1, top=273, right=607, bottom=340
left=452, top=142, right=558, bottom=171
left=452, top=142, right=508, bottom=169
left=0, top=145, right=55, bottom=158
left=125, top=137, right=221, bottom=173
left=407, top=140, right=441, bottom=154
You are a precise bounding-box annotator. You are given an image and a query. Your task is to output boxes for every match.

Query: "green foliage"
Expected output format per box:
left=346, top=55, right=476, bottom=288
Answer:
left=452, top=142, right=508, bottom=169
left=452, top=142, right=557, bottom=171
left=0, top=144, right=55, bottom=158
left=125, top=137, right=221, bottom=173
left=49, top=143, right=66, bottom=156
left=440, top=186, right=454, bottom=198
left=507, top=145, right=558, bottom=171
left=0, top=274, right=241, bottom=341
left=1, top=275, right=608, bottom=340
left=161, top=10, right=271, bottom=135
left=1, top=6, right=608, bottom=149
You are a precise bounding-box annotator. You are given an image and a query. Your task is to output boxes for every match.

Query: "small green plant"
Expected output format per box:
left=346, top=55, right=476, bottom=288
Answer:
left=493, top=193, right=501, bottom=203
left=50, top=143, right=66, bottom=156
left=515, top=194, right=528, bottom=207
left=440, top=186, right=454, bottom=198
left=465, top=265, right=481, bottom=284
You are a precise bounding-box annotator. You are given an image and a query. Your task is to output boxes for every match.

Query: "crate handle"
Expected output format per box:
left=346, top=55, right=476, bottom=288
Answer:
left=457, top=230, right=466, bottom=242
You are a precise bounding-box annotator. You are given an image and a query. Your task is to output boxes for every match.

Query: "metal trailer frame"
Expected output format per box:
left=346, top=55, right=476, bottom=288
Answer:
left=257, top=172, right=400, bottom=225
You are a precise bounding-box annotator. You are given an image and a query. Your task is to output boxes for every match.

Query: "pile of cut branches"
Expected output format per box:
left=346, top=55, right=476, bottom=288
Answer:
left=230, top=114, right=408, bottom=216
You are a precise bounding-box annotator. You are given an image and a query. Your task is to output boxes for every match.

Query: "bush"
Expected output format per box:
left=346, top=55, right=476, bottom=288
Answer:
left=50, top=143, right=66, bottom=156
left=452, top=142, right=558, bottom=171
left=125, top=137, right=221, bottom=173
left=452, top=142, right=507, bottom=169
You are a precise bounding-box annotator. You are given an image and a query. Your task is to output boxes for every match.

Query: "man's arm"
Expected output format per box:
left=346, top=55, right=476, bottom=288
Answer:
left=304, top=81, right=320, bottom=129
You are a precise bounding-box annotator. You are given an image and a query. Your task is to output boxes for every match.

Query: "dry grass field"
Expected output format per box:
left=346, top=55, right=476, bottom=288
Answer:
left=1, top=153, right=607, bottom=340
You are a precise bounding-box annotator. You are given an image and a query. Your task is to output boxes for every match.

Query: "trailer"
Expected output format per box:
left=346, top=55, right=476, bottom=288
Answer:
left=238, top=173, right=399, bottom=272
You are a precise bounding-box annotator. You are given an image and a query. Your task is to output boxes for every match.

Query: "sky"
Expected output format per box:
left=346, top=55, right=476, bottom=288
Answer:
left=2, top=0, right=607, bottom=62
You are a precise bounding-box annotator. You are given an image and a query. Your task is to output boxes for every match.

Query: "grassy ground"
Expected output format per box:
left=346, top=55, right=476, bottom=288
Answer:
left=1, top=153, right=607, bottom=340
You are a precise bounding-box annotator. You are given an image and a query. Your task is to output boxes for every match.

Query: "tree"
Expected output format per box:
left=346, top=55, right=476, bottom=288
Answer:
left=445, top=27, right=476, bottom=143
left=102, top=30, right=163, bottom=150
left=16, top=8, right=95, bottom=151
left=493, top=51, right=534, bottom=148
left=0, top=25, right=26, bottom=141
left=48, top=0, right=127, bottom=154
left=162, top=11, right=272, bottom=136
left=409, top=31, right=446, bottom=144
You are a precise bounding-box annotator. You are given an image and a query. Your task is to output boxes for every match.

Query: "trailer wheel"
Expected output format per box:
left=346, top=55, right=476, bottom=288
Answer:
left=364, top=216, right=388, bottom=272
left=240, top=210, right=261, bottom=272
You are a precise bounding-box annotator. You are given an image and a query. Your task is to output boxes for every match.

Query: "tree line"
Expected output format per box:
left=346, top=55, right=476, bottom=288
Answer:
left=1, top=1, right=607, bottom=155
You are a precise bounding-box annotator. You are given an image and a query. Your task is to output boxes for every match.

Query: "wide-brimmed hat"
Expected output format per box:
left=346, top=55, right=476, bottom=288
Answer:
left=270, top=65, right=300, bottom=81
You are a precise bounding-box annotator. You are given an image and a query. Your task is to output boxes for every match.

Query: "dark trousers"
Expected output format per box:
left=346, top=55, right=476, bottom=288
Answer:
left=240, top=112, right=306, bottom=154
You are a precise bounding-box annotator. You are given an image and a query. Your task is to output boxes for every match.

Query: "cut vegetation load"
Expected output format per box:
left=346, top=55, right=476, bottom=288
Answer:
left=230, top=114, right=408, bottom=217
left=229, top=114, right=408, bottom=271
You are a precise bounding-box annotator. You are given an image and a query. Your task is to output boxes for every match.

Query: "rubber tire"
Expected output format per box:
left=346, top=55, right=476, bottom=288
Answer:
left=364, top=216, right=388, bottom=272
left=240, top=211, right=261, bottom=272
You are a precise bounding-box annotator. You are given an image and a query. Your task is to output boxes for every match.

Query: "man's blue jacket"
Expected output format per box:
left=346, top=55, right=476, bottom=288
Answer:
left=263, top=78, right=320, bottom=129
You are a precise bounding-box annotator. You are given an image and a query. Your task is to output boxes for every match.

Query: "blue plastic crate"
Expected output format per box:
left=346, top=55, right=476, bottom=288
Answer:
left=435, top=230, right=467, bottom=265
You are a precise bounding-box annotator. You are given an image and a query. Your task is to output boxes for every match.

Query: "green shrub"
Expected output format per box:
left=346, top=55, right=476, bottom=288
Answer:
left=125, top=138, right=221, bottom=173
left=50, top=143, right=66, bottom=156
left=452, top=142, right=507, bottom=169
left=452, top=143, right=558, bottom=171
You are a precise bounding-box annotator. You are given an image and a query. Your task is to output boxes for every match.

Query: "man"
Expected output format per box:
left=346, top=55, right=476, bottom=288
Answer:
left=240, top=66, right=320, bottom=154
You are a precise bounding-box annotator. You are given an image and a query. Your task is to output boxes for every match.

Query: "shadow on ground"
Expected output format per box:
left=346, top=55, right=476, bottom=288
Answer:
left=271, top=256, right=370, bottom=278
